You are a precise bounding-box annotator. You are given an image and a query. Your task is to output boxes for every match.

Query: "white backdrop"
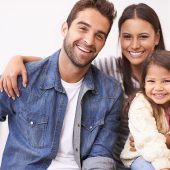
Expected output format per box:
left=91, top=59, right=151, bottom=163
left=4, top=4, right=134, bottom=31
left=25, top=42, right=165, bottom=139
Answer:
left=0, top=0, right=170, bottom=74
left=0, top=0, right=170, bottom=164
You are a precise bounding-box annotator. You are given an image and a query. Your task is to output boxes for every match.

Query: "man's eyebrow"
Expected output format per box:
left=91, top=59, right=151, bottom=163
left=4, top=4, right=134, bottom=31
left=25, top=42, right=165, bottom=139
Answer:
left=77, top=21, right=90, bottom=27
left=77, top=21, right=107, bottom=38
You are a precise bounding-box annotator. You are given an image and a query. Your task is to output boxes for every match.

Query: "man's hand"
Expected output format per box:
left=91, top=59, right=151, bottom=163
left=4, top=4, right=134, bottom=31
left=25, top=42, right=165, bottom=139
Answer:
left=129, top=135, right=136, bottom=152
left=0, top=55, right=28, bottom=99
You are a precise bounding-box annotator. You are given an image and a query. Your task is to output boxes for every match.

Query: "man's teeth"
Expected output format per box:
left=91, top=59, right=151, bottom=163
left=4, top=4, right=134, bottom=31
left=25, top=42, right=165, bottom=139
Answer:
left=78, top=45, right=91, bottom=53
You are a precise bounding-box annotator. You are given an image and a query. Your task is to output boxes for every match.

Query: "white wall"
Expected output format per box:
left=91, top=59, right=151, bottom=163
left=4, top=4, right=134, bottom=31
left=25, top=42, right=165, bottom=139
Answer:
left=0, top=0, right=170, bottom=74
left=0, top=0, right=170, bottom=164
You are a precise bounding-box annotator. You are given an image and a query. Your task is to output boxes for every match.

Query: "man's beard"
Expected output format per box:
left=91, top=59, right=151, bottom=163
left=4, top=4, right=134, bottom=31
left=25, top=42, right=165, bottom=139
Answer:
left=63, top=38, right=97, bottom=68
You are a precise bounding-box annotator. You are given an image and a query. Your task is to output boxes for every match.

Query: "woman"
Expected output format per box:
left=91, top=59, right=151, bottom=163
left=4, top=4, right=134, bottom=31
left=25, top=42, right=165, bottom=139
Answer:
left=0, top=3, right=166, bottom=170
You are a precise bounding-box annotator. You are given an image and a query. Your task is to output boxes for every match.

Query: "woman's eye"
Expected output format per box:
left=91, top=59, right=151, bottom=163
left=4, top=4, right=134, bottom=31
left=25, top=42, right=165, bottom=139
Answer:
left=139, top=35, right=149, bottom=40
left=123, top=35, right=131, bottom=39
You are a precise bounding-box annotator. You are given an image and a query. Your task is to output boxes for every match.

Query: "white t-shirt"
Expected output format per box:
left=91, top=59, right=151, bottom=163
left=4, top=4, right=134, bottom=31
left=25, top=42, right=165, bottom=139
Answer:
left=47, top=79, right=82, bottom=170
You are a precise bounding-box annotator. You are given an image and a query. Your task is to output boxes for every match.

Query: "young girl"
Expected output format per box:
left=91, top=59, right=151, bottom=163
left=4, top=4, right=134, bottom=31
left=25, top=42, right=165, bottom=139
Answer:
left=121, top=50, right=170, bottom=170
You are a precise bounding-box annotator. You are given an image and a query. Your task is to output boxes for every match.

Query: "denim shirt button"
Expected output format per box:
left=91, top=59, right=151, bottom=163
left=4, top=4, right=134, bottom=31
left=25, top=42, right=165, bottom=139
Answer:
left=89, top=126, right=92, bottom=129
left=78, top=124, right=80, bottom=127
left=30, top=121, right=34, bottom=125
left=75, top=148, right=78, bottom=152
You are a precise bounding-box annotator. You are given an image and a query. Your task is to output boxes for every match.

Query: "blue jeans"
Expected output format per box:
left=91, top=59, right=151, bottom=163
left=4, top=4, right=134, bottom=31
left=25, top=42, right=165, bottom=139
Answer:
left=131, top=156, right=155, bottom=170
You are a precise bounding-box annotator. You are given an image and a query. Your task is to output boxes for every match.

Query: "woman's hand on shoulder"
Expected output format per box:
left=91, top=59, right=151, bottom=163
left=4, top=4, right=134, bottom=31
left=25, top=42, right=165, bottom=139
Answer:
left=0, top=55, right=28, bottom=99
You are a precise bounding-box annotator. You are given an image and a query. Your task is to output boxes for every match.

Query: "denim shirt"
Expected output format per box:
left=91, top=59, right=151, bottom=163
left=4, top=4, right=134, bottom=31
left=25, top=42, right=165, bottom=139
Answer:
left=0, top=50, right=123, bottom=170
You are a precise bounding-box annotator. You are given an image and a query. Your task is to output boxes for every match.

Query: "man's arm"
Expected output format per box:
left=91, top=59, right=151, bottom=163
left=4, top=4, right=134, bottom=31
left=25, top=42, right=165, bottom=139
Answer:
left=82, top=89, right=123, bottom=170
left=82, top=156, right=116, bottom=170
left=0, top=55, right=41, bottom=99
left=0, top=90, right=14, bottom=121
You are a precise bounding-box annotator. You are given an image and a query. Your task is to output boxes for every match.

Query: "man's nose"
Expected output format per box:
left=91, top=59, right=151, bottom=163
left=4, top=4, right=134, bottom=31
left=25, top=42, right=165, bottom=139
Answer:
left=84, top=33, right=95, bottom=45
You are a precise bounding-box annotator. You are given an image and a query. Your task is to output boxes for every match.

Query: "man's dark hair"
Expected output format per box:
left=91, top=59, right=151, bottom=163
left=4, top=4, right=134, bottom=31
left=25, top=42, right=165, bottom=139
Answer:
left=66, top=0, right=116, bottom=36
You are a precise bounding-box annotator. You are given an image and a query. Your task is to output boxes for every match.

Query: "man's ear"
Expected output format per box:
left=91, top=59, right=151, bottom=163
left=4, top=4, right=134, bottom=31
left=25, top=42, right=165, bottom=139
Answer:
left=61, top=22, right=68, bottom=37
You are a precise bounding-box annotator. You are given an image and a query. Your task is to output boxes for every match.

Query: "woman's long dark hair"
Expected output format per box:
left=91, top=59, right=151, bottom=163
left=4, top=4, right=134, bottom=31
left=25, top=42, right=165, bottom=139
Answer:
left=117, top=3, right=165, bottom=96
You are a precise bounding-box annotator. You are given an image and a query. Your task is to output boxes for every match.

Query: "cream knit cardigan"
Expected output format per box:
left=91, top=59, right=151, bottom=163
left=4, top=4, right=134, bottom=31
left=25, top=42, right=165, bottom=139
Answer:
left=120, top=93, right=170, bottom=170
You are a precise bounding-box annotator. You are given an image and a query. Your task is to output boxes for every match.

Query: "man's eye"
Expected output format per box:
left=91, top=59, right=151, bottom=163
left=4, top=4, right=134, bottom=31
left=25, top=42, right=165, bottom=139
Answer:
left=79, top=27, right=87, bottom=31
left=96, top=34, right=105, bottom=41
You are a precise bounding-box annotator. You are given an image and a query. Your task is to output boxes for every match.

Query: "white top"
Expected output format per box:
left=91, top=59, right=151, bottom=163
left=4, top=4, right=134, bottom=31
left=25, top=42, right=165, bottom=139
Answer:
left=120, top=92, right=170, bottom=170
left=47, top=79, right=83, bottom=170
left=93, top=56, right=139, bottom=97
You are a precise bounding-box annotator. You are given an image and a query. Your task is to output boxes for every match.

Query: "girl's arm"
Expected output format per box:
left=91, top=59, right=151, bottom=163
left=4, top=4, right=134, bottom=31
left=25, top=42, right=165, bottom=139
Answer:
left=0, top=55, right=42, bottom=98
left=129, top=93, right=170, bottom=170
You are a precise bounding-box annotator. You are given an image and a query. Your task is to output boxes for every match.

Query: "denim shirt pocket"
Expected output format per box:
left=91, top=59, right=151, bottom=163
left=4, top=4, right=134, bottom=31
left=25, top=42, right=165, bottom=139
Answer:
left=82, top=118, right=104, bottom=132
left=81, top=117, right=105, bottom=156
left=17, top=111, right=48, bottom=148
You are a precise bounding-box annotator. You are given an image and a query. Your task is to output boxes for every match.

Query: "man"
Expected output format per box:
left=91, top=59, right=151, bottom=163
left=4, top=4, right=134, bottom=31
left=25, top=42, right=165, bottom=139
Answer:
left=0, top=0, right=123, bottom=169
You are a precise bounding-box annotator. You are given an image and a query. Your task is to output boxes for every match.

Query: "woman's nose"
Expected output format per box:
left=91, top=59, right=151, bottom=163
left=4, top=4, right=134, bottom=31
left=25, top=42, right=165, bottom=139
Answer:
left=130, top=38, right=140, bottom=50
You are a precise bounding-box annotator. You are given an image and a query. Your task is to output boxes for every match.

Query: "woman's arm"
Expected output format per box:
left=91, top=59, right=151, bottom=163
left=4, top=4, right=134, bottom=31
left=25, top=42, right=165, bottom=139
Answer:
left=165, top=134, right=170, bottom=149
left=130, top=129, right=170, bottom=152
left=0, top=55, right=42, bottom=99
left=22, top=56, right=42, bottom=63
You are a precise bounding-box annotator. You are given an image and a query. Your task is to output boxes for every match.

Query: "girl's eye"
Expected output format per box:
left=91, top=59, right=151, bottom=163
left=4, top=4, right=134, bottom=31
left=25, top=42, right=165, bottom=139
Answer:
left=164, top=80, right=170, bottom=83
left=146, top=80, right=154, bottom=83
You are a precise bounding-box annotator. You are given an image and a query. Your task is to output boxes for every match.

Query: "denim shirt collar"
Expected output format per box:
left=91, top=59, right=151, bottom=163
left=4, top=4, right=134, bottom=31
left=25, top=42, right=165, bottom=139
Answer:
left=40, top=49, right=97, bottom=94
